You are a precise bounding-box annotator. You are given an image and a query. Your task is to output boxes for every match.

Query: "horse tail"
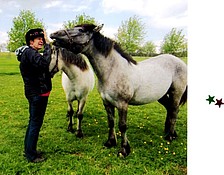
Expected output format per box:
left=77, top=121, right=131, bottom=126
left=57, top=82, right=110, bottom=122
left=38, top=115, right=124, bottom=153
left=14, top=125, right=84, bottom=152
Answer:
left=179, top=86, right=187, bottom=106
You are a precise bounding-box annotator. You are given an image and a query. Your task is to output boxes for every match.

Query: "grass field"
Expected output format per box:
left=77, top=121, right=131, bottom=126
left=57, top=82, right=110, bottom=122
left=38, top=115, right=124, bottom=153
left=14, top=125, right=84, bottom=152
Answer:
left=0, top=53, right=187, bottom=175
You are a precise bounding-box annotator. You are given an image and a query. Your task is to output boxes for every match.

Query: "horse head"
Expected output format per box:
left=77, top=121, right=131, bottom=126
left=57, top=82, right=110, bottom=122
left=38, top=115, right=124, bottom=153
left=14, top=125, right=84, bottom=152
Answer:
left=49, top=45, right=60, bottom=77
left=50, top=24, right=104, bottom=54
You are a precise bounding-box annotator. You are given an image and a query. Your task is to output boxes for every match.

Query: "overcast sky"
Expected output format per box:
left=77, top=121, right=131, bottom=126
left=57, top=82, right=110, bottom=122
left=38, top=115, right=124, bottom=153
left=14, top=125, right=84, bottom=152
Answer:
left=0, top=0, right=187, bottom=48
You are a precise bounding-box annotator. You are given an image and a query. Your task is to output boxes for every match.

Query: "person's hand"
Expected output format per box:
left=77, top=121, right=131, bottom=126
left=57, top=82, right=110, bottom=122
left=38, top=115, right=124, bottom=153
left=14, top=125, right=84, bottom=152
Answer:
left=43, top=29, right=50, bottom=44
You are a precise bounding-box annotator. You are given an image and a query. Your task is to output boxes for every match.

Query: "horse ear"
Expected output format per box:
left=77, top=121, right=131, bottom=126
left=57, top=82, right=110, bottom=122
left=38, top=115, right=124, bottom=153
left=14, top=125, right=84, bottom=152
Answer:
left=93, top=24, right=104, bottom=32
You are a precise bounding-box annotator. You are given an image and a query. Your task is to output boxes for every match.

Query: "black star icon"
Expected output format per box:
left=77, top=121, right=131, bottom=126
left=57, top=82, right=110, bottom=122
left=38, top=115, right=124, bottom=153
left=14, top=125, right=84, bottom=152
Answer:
left=215, top=98, right=224, bottom=108
left=206, top=95, right=215, bottom=104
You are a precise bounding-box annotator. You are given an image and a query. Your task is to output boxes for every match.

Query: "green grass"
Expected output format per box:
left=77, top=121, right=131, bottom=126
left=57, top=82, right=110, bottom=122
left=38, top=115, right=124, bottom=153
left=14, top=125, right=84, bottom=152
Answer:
left=0, top=52, right=20, bottom=75
left=0, top=53, right=187, bottom=175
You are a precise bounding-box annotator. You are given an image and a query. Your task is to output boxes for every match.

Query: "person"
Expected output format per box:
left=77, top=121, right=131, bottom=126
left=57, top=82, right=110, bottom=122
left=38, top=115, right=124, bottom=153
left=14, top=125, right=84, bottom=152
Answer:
left=15, top=28, right=52, bottom=163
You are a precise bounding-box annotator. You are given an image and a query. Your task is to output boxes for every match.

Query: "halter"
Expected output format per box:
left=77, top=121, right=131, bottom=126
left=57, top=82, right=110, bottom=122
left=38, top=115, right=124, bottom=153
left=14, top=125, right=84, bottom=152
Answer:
left=63, top=29, right=93, bottom=51
left=64, top=29, right=74, bottom=44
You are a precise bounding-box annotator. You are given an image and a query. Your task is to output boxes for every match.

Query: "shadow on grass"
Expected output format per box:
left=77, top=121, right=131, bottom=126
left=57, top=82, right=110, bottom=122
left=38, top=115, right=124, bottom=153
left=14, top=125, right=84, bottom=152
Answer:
left=0, top=72, right=20, bottom=75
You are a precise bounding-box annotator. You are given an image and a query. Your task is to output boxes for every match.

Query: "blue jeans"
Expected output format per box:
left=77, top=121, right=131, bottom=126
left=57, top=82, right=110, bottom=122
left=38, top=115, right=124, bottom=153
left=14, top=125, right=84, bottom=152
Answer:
left=24, top=95, right=48, bottom=161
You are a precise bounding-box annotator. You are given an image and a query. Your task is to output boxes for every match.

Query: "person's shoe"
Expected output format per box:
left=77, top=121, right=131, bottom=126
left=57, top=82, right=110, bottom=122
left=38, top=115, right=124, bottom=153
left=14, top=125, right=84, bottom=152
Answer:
left=23, top=150, right=44, bottom=158
left=31, top=156, right=46, bottom=163
left=36, top=150, right=44, bottom=157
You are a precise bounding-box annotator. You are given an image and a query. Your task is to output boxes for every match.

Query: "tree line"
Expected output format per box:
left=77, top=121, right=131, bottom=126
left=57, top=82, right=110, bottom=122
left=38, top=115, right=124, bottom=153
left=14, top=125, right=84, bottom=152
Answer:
left=6, top=10, right=187, bottom=57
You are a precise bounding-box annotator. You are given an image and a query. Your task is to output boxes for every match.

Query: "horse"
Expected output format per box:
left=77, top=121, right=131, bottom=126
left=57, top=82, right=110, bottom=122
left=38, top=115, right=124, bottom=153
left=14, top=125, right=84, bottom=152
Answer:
left=49, top=46, right=95, bottom=138
left=50, top=24, right=187, bottom=157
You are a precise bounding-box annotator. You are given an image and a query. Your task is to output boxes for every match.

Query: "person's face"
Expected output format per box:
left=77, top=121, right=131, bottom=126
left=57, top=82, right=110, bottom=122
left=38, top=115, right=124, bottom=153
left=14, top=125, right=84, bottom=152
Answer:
left=30, top=37, right=44, bottom=50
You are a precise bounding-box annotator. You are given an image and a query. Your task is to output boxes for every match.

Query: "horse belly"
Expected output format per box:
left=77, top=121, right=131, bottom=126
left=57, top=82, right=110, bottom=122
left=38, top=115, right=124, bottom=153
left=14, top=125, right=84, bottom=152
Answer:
left=129, top=71, right=172, bottom=105
left=62, top=71, right=94, bottom=101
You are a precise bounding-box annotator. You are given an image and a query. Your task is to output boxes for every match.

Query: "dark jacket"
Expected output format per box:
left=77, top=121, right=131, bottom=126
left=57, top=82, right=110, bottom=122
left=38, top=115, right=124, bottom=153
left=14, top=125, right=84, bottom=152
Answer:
left=16, top=44, right=52, bottom=98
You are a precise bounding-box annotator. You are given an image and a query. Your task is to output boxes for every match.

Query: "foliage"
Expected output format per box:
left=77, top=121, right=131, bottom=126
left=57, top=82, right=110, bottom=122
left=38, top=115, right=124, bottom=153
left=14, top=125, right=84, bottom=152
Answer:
left=0, top=53, right=187, bottom=175
left=7, top=10, right=45, bottom=52
left=63, top=13, right=97, bottom=29
left=160, top=28, right=187, bottom=57
left=138, top=41, right=157, bottom=57
left=115, top=15, right=146, bottom=55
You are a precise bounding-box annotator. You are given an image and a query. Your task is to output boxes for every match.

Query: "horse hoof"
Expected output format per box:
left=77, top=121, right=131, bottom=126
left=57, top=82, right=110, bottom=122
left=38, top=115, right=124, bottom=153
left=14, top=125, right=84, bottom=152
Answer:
left=76, top=131, right=84, bottom=138
left=117, top=143, right=131, bottom=158
left=67, top=128, right=75, bottom=133
left=164, top=131, right=177, bottom=141
left=118, top=152, right=126, bottom=158
left=117, top=147, right=130, bottom=158
left=104, top=139, right=117, bottom=148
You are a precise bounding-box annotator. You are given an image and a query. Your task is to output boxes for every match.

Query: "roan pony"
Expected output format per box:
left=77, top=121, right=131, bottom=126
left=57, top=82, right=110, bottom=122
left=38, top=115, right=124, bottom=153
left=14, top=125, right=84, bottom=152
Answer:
left=49, top=46, right=95, bottom=137
left=50, top=24, right=187, bottom=157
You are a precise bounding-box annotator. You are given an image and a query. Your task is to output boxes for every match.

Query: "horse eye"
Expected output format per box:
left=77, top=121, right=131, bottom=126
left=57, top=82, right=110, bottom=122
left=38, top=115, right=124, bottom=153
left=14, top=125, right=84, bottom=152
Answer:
left=79, top=29, right=84, bottom=33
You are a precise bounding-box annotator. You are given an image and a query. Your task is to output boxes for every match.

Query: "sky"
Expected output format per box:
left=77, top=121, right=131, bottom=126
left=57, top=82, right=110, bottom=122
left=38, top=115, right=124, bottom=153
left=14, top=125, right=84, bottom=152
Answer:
left=0, top=0, right=187, bottom=49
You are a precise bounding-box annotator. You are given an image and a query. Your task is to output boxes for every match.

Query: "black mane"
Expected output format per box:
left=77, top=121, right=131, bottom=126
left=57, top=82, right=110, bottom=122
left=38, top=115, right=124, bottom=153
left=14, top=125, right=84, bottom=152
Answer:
left=77, top=24, right=137, bottom=65
left=60, top=48, right=88, bottom=71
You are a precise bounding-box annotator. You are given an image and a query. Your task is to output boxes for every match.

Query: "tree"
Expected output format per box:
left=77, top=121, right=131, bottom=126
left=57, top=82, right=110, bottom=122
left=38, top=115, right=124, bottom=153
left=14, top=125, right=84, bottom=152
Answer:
left=115, top=15, right=145, bottom=55
left=138, top=41, right=156, bottom=56
left=63, top=13, right=97, bottom=29
left=7, top=10, right=45, bottom=52
left=160, top=28, right=187, bottom=57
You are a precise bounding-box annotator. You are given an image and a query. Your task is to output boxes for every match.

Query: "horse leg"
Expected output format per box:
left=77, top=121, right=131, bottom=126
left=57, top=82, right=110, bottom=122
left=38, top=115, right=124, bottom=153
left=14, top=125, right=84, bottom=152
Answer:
left=158, top=93, right=169, bottom=109
left=159, top=88, right=181, bottom=141
left=67, top=101, right=75, bottom=133
left=75, top=100, right=85, bottom=138
left=117, top=105, right=130, bottom=157
left=164, top=104, right=179, bottom=141
left=104, top=102, right=117, bottom=148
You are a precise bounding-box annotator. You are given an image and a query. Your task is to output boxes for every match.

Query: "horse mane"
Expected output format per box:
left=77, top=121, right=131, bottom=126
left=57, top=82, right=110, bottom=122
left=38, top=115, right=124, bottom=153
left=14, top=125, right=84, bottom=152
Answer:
left=60, top=48, right=88, bottom=71
left=76, top=24, right=137, bottom=65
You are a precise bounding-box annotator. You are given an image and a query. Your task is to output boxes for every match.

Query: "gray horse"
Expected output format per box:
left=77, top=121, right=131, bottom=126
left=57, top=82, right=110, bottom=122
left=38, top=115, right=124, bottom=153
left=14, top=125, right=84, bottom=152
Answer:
left=50, top=24, right=187, bottom=157
left=49, top=46, right=94, bottom=137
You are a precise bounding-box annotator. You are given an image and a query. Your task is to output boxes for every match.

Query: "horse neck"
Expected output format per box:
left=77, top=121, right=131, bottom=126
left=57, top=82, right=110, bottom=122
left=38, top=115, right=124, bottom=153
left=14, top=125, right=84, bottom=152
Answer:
left=84, top=44, right=127, bottom=82
left=58, top=59, right=80, bottom=80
